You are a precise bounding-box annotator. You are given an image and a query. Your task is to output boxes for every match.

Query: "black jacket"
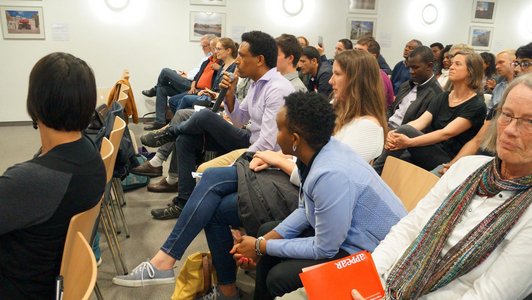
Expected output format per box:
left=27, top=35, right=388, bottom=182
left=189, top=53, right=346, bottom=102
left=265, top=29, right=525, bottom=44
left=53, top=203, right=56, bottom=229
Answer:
left=236, top=153, right=299, bottom=237
left=387, top=75, right=443, bottom=128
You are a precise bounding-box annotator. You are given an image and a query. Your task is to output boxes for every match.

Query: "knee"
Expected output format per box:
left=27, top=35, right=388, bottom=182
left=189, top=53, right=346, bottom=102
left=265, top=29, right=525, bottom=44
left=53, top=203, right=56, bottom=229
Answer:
left=194, top=109, right=216, bottom=123
left=266, top=265, right=298, bottom=298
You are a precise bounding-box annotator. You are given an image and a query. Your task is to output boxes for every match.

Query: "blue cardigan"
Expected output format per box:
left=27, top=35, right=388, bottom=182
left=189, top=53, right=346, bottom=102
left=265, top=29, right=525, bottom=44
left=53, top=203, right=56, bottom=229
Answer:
left=267, top=138, right=407, bottom=259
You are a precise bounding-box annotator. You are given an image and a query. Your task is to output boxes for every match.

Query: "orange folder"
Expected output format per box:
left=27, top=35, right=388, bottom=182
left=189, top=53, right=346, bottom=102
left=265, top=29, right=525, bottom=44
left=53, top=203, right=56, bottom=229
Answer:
left=299, top=251, right=384, bottom=300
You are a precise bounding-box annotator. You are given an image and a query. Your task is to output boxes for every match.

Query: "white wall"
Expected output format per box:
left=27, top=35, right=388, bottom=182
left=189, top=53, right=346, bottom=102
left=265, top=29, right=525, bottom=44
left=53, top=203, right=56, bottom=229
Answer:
left=1, top=0, right=531, bottom=122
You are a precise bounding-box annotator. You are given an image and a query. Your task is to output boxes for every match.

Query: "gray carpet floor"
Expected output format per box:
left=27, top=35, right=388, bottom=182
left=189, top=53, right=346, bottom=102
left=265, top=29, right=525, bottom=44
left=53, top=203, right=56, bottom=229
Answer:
left=0, top=122, right=254, bottom=300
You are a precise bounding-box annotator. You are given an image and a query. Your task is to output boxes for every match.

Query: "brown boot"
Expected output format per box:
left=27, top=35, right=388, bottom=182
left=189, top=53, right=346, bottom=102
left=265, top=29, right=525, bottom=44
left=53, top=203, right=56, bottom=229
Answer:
left=131, top=161, right=162, bottom=177
left=147, top=177, right=178, bottom=193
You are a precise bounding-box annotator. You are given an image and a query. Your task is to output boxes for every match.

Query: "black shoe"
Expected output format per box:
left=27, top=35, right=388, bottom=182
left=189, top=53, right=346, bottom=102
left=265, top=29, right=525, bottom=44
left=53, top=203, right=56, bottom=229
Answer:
left=142, top=88, right=156, bottom=97
left=140, top=125, right=175, bottom=147
left=151, top=203, right=184, bottom=220
left=143, top=122, right=166, bottom=131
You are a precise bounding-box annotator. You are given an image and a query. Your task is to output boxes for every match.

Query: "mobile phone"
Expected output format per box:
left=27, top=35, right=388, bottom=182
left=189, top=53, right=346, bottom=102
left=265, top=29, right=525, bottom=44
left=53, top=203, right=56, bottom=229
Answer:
left=317, top=36, right=323, bottom=47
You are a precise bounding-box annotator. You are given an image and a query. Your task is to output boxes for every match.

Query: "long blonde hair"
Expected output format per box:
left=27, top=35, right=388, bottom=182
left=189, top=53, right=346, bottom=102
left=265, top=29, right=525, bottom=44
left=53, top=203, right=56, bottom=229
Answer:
left=333, top=50, right=387, bottom=138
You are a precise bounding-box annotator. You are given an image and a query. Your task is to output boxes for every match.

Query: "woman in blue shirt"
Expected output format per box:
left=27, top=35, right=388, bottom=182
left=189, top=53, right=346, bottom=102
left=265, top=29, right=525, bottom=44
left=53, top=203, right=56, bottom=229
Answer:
left=232, top=92, right=407, bottom=300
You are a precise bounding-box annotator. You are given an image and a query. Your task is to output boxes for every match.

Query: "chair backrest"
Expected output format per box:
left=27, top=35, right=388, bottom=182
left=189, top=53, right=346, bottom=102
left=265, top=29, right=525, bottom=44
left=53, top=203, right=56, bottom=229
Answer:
left=381, top=156, right=440, bottom=212
left=100, top=137, right=114, bottom=183
left=60, top=232, right=97, bottom=300
left=108, top=115, right=126, bottom=180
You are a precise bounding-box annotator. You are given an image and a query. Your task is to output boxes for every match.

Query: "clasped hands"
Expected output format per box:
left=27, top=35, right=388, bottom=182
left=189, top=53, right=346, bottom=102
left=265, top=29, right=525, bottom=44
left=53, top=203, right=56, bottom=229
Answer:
left=230, top=234, right=259, bottom=270
left=384, top=130, right=411, bottom=151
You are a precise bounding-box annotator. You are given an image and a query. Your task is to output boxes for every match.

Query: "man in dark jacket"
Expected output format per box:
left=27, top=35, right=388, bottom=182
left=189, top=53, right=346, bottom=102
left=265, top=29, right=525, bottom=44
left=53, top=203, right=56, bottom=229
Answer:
left=387, top=46, right=443, bottom=130
left=298, top=46, right=332, bottom=97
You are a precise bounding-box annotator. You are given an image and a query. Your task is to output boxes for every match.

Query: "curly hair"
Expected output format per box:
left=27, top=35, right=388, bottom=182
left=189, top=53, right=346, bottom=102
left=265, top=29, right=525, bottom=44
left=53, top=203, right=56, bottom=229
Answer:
left=480, top=52, right=496, bottom=78
left=284, top=91, right=336, bottom=149
left=241, top=31, right=277, bottom=69
left=27, top=52, right=96, bottom=131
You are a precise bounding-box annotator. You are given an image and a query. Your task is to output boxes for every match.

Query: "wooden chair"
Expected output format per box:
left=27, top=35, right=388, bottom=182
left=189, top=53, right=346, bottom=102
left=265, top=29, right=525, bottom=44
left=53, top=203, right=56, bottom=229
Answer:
left=99, top=116, right=129, bottom=275
left=381, top=156, right=440, bottom=212
left=59, top=232, right=97, bottom=300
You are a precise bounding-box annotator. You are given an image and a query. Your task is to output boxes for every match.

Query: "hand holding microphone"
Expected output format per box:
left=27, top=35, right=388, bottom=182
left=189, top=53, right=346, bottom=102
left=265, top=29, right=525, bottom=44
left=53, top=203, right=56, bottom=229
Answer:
left=212, top=72, right=235, bottom=112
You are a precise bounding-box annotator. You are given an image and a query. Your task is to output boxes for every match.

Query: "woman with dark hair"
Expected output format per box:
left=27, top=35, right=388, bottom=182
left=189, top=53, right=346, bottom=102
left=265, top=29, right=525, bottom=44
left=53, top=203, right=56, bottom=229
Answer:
left=232, top=92, right=406, bottom=300
left=480, top=51, right=497, bottom=94
left=0, top=52, right=106, bottom=298
left=374, top=50, right=487, bottom=173
left=437, top=44, right=452, bottom=87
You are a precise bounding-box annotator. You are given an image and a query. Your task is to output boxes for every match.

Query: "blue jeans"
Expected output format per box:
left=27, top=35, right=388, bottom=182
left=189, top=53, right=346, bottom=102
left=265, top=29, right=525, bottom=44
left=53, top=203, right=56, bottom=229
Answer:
left=168, top=92, right=189, bottom=114
left=154, top=68, right=192, bottom=124
left=161, top=167, right=241, bottom=284
left=177, top=94, right=212, bottom=110
left=169, top=109, right=250, bottom=200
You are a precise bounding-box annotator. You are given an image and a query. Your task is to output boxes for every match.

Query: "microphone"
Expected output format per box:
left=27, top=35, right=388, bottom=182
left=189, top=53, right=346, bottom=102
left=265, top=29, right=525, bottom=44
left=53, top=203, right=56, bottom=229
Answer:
left=211, top=72, right=235, bottom=113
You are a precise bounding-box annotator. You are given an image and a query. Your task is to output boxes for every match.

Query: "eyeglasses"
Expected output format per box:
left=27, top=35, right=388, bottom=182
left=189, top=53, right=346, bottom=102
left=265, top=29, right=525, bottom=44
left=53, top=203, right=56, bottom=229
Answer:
left=215, top=47, right=225, bottom=51
left=511, top=60, right=532, bottom=69
left=497, top=110, right=532, bottom=133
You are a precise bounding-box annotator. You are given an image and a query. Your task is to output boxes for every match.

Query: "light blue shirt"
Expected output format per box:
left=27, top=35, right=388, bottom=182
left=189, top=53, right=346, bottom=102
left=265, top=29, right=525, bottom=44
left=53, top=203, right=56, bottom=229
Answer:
left=489, top=79, right=508, bottom=109
left=225, top=68, right=295, bottom=152
left=267, top=138, right=407, bottom=260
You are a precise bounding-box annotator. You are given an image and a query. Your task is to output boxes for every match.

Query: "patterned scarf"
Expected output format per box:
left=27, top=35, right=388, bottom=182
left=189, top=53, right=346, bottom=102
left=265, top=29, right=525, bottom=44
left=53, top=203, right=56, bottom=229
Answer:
left=385, top=158, right=531, bottom=299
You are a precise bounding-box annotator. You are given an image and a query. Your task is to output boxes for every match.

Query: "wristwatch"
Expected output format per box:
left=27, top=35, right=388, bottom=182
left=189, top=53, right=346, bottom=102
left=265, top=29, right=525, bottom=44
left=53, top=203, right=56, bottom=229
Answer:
left=255, top=236, right=265, bottom=256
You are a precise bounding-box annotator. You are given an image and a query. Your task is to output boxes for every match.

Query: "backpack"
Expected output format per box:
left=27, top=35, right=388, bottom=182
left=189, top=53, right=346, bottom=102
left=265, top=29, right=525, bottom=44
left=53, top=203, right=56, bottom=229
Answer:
left=121, top=154, right=149, bottom=191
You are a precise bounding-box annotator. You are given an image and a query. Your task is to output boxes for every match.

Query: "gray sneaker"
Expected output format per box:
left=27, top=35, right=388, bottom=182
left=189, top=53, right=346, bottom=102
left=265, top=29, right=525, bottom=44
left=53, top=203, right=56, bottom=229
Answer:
left=112, top=261, right=175, bottom=287
left=196, top=286, right=240, bottom=300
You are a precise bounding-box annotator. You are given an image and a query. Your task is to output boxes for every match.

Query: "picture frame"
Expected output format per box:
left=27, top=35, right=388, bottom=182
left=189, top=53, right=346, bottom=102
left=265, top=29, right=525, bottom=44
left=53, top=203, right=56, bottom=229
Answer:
left=189, top=11, right=225, bottom=41
left=471, top=0, right=496, bottom=23
left=347, top=16, right=376, bottom=42
left=348, top=0, right=378, bottom=14
left=1, top=6, right=45, bottom=39
left=190, top=0, right=226, bottom=6
left=469, top=26, right=493, bottom=50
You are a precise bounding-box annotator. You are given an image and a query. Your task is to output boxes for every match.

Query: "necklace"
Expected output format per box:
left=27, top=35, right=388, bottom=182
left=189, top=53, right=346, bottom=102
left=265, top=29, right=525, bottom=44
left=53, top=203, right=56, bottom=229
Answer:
left=449, top=90, right=475, bottom=106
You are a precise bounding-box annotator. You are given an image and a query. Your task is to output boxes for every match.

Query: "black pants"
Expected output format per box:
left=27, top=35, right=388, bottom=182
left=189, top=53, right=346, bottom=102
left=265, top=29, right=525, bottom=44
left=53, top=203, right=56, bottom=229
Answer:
left=169, top=109, right=251, bottom=200
left=254, top=221, right=350, bottom=300
left=373, top=124, right=452, bottom=174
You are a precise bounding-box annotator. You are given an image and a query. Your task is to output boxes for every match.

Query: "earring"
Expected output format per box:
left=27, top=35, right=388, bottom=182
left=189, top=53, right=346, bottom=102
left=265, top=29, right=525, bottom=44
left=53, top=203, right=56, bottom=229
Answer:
left=292, top=144, right=297, bottom=152
left=32, top=121, right=38, bottom=130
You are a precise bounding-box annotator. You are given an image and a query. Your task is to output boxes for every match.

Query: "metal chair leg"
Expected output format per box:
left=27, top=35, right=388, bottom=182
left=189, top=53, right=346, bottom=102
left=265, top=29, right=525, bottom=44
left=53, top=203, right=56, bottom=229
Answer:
left=112, top=179, right=130, bottom=238
left=102, top=202, right=128, bottom=274
left=94, top=282, right=104, bottom=300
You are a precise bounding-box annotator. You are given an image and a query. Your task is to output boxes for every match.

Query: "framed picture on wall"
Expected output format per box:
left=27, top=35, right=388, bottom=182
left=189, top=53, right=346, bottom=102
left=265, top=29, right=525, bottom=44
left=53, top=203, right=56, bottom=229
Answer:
left=469, top=26, right=493, bottom=50
left=471, top=0, right=496, bottom=23
left=348, top=0, right=378, bottom=14
left=189, top=11, right=225, bottom=41
left=347, top=16, right=376, bottom=41
left=190, top=0, right=226, bottom=6
left=1, top=6, right=45, bottom=39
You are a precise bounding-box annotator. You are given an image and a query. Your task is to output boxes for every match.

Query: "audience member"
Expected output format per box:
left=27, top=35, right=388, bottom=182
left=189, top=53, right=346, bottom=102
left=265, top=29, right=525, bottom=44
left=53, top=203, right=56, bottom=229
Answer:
left=391, top=39, right=423, bottom=94
left=430, top=42, right=444, bottom=75
left=437, top=44, right=452, bottom=88
left=140, top=31, right=294, bottom=220
left=480, top=51, right=497, bottom=94
left=173, top=37, right=238, bottom=111
left=436, top=42, right=532, bottom=175
left=142, top=34, right=216, bottom=130
left=374, top=50, right=487, bottom=174
left=276, top=34, right=307, bottom=92
left=298, top=46, right=333, bottom=97
left=0, top=52, right=106, bottom=298
left=512, top=42, right=532, bottom=77
left=230, top=92, right=406, bottom=300
left=165, top=37, right=221, bottom=113
left=284, top=73, right=532, bottom=300
left=317, top=38, right=353, bottom=63
left=488, top=49, right=516, bottom=109
left=297, top=36, right=309, bottom=47
left=386, top=46, right=442, bottom=130
left=355, top=36, right=395, bottom=106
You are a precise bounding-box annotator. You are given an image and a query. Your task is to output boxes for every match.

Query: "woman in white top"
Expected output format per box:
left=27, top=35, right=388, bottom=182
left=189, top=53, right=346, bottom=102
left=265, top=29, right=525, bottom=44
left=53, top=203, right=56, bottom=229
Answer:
left=252, top=49, right=387, bottom=172
left=437, top=45, right=452, bottom=88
